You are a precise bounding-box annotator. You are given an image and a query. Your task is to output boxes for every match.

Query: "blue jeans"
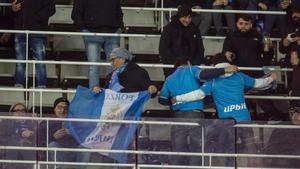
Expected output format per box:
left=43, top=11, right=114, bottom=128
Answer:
left=82, top=29, right=120, bottom=88
left=192, top=12, right=213, bottom=36
left=15, top=34, right=47, bottom=87
left=263, top=6, right=287, bottom=37
left=212, top=5, right=235, bottom=35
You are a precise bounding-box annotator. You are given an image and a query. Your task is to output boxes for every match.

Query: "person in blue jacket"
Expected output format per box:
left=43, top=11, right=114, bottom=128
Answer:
left=173, top=53, right=277, bottom=166
left=159, top=56, right=238, bottom=166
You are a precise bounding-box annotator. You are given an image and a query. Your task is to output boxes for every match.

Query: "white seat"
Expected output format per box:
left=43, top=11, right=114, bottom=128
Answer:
left=49, top=6, right=73, bottom=24
left=60, top=64, right=89, bottom=80
left=123, top=9, right=156, bottom=27
left=0, top=86, right=25, bottom=106
left=144, top=67, right=164, bottom=81
left=128, top=37, right=160, bottom=55
left=0, top=62, right=14, bottom=77
left=28, top=63, right=58, bottom=78
left=203, top=39, right=224, bottom=56
left=28, top=88, right=63, bottom=108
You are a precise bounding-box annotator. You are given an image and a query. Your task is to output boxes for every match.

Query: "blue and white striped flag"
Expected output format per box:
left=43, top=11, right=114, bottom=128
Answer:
left=66, top=85, right=150, bottom=163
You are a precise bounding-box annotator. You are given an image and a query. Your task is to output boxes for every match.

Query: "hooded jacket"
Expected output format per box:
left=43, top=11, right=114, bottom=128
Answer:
left=11, top=0, right=55, bottom=30
left=71, top=0, right=123, bottom=33
left=159, top=15, right=204, bottom=66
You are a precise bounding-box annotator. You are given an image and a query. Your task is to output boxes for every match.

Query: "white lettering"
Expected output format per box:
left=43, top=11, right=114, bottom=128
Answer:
left=223, top=103, right=247, bottom=113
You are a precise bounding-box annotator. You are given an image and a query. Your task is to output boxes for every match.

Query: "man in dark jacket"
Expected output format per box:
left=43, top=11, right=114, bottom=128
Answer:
left=93, top=48, right=157, bottom=95
left=223, top=14, right=274, bottom=77
left=222, top=14, right=283, bottom=121
left=163, top=0, right=213, bottom=36
left=159, top=4, right=204, bottom=77
left=279, top=0, right=300, bottom=66
left=11, top=0, right=55, bottom=88
left=71, top=0, right=123, bottom=89
left=38, top=97, right=78, bottom=165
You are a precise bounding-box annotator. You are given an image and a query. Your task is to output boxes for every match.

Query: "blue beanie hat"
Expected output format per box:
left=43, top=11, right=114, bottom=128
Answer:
left=110, top=48, right=135, bottom=61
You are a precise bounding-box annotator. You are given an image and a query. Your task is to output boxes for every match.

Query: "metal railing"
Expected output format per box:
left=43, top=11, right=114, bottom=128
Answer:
left=0, top=116, right=300, bottom=169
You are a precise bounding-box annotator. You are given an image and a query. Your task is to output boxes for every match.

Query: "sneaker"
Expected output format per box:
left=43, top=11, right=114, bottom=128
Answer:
left=14, top=84, right=24, bottom=88
left=36, top=85, right=46, bottom=89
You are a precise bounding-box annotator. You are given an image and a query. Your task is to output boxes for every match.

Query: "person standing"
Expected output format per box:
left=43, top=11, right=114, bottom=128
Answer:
left=172, top=54, right=277, bottom=166
left=159, top=4, right=204, bottom=77
left=159, top=56, right=238, bottom=166
left=71, top=0, right=123, bottom=89
left=11, top=0, right=55, bottom=88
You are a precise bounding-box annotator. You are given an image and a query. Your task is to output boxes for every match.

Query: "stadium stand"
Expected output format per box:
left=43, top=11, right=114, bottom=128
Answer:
left=0, top=0, right=300, bottom=168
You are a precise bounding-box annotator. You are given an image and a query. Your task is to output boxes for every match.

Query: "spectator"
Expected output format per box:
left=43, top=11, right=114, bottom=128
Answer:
left=212, top=0, right=235, bottom=36
left=173, top=54, right=277, bottom=122
left=262, top=107, right=300, bottom=168
left=82, top=48, right=157, bottom=168
left=71, top=0, right=123, bottom=89
left=222, top=14, right=283, bottom=120
left=0, top=0, right=14, bottom=47
left=92, top=48, right=157, bottom=94
left=172, top=54, right=277, bottom=166
left=159, top=4, right=205, bottom=77
left=279, top=0, right=300, bottom=66
left=289, top=48, right=300, bottom=107
left=158, top=56, right=238, bottom=166
left=223, top=14, right=274, bottom=77
left=38, top=97, right=78, bottom=166
left=11, top=0, right=55, bottom=88
left=162, top=0, right=213, bottom=36
left=4, top=103, right=36, bottom=169
left=263, top=0, right=290, bottom=38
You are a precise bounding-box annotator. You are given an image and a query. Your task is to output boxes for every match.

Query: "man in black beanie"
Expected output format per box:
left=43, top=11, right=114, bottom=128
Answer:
left=159, top=4, right=204, bottom=77
left=38, top=97, right=78, bottom=167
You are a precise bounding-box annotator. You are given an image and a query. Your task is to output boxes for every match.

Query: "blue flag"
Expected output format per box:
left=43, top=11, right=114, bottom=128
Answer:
left=66, top=85, right=150, bottom=163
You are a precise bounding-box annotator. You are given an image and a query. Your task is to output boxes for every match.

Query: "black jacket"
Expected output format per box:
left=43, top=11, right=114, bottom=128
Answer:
left=279, top=11, right=300, bottom=66
left=71, top=0, right=123, bottom=33
left=159, top=15, right=204, bottom=65
left=105, top=62, right=153, bottom=93
left=38, top=120, right=78, bottom=148
left=222, top=29, right=273, bottom=77
left=11, top=0, right=55, bottom=30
